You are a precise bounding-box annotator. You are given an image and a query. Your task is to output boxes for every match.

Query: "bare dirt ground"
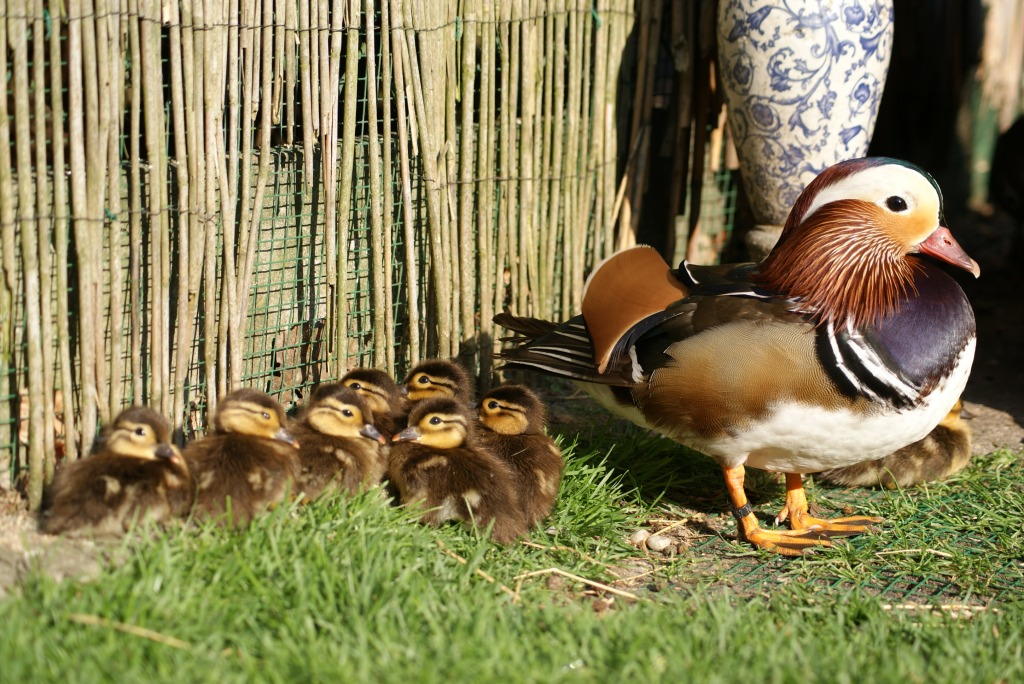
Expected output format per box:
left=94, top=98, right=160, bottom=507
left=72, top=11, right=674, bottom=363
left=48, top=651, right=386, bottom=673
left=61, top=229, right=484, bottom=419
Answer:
left=0, top=490, right=109, bottom=597
left=0, top=211, right=1020, bottom=598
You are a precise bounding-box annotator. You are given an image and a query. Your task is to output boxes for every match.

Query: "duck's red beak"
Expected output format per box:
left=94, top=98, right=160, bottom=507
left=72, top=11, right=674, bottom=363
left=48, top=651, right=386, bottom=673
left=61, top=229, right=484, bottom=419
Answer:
left=918, top=227, right=981, bottom=278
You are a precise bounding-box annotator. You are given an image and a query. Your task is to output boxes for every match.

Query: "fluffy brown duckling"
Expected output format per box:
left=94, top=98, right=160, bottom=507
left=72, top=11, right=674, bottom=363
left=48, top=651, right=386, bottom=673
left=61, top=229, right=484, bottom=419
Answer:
left=818, top=399, right=972, bottom=489
left=41, top=407, right=191, bottom=537
left=340, top=368, right=406, bottom=437
left=183, top=388, right=300, bottom=525
left=401, top=359, right=474, bottom=406
left=290, top=384, right=388, bottom=500
left=477, top=384, right=564, bottom=527
left=388, top=396, right=527, bottom=544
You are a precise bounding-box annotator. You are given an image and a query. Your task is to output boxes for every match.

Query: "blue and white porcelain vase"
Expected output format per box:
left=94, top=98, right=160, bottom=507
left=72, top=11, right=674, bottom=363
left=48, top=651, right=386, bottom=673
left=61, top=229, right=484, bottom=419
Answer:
left=716, top=0, right=894, bottom=257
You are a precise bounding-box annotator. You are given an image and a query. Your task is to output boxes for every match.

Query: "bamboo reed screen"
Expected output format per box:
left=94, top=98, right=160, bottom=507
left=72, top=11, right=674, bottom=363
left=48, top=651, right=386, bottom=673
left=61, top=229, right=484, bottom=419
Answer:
left=0, top=0, right=647, bottom=509
left=1, top=0, right=742, bottom=510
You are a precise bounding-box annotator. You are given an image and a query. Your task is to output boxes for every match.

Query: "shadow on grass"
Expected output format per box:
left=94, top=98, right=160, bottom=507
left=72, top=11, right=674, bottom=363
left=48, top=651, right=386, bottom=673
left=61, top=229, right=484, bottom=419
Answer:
left=538, top=385, right=786, bottom=514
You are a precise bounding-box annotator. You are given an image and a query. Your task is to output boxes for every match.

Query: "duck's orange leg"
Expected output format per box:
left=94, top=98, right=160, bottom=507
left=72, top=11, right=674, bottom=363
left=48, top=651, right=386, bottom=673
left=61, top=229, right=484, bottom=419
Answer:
left=774, top=473, right=882, bottom=535
left=721, top=465, right=831, bottom=556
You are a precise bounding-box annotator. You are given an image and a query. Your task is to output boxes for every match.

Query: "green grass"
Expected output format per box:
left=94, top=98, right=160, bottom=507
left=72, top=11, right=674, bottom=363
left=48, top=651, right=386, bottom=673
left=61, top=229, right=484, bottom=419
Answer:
left=2, top=434, right=1024, bottom=682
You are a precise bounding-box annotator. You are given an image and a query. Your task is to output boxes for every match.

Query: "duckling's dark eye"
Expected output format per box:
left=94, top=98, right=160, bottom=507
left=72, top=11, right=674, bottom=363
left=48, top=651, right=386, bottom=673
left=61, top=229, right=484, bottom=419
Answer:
left=261, top=412, right=271, bottom=420
left=349, top=382, right=361, bottom=390
left=885, top=196, right=907, bottom=212
left=487, top=400, right=499, bottom=410
left=342, top=409, right=354, bottom=418
left=135, top=427, right=147, bottom=437
left=429, top=416, right=442, bottom=425
left=418, top=376, right=430, bottom=385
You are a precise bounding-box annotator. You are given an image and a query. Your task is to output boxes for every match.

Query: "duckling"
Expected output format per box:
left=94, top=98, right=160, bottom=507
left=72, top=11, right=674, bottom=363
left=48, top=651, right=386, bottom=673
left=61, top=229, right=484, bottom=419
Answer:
left=389, top=397, right=527, bottom=544
left=340, top=367, right=406, bottom=437
left=477, top=384, right=564, bottom=527
left=40, top=407, right=191, bottom=537
left=290, top=384, right=388, bottom=500
left=183, top=388, right=300, bottom=526
left=818, top=399, right=972, bottom=489
left=401, top=359, right=474, bottom=406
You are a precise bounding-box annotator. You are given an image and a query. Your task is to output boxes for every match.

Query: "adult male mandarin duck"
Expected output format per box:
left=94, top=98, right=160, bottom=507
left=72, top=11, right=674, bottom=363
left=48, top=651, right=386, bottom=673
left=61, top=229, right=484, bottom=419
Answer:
left=495, top=157, right=978, bottom=555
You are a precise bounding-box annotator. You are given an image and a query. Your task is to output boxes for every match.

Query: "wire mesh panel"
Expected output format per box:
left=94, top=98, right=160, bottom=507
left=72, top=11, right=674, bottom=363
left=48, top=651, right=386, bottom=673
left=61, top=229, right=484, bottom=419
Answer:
left=677, top=482, right=1024, bottom=606
left=0, top=1, right=645, bottom=508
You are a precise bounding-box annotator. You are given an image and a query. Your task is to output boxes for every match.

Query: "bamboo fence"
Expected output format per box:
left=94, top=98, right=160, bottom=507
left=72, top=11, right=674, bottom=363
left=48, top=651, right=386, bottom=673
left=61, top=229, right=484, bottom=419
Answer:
left=1, top=0, right=751, bottom=509
left=0, top=0, right=659, bottom=509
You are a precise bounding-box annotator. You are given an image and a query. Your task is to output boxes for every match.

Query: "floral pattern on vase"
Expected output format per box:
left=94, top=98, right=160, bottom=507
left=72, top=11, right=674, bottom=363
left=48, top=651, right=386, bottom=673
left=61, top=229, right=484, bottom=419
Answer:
left=717, top=0, right=894, bottom=226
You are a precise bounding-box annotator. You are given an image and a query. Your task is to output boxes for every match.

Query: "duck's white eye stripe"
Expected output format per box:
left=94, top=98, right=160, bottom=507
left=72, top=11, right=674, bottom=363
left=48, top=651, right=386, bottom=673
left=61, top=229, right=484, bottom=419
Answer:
left=800, top=163, right=928, bottom=223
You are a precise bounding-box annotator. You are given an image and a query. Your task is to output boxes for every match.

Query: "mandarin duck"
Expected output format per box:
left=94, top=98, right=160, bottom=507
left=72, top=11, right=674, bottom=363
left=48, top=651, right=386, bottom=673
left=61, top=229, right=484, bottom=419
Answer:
left=339, top=368, right=406, bottom=437
left=41, top=407, right=191, bottom=537
left=477, top=384, right=564, bottom=527
left=495, top=157, right=978, bottom=555
left=290, top=384, right=388, bottom=500
left=183, top=388, right=301, bottom=526
left=401, top=359, right=475, bottom=406
left=818, top=398, right=971, bottom=489
left=389, top=396, right=528, bottom=544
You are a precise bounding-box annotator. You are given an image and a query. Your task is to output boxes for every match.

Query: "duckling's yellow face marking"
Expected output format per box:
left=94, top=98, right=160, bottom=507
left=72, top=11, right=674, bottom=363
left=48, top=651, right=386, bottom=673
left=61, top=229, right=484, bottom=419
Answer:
left=216, top=400, right=289, bottom=441
left=307, top=397, right=369, bottom=438
left=405, top=372, right=459, bottom=402
left=478, top=399, right=529, bottom=435
left=105, top=420, right=178, bottom=461
left=409, top=411, right=468, bottom=449
left=342, top=379, right=390, bottom=415
left=938, top=398, right=965, bottom=429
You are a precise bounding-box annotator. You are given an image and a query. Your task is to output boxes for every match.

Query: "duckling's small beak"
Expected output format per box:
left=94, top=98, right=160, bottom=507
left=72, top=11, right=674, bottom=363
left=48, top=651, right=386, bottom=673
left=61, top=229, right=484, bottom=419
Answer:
left=399, top=386, right=410, bottom=398
left=360, top=423, right=387, bottom=445
left=155, top=443, right=185, bottom=466
left=274, top=427, right=301, bottom=449
left=392, top=426, right=420, bottom=443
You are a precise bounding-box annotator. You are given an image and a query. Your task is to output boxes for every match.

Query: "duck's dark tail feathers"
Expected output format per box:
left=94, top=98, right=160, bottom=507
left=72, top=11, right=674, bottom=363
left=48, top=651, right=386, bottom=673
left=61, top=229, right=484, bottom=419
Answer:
left=493, top=312, right=625, bottom=385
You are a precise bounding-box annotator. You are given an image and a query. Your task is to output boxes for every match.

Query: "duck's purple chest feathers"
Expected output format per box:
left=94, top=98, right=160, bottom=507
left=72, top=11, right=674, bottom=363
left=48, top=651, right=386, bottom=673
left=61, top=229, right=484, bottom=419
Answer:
left=866, top=262, right=975, bottom=392
left=821, top=260, right=976, bottom=407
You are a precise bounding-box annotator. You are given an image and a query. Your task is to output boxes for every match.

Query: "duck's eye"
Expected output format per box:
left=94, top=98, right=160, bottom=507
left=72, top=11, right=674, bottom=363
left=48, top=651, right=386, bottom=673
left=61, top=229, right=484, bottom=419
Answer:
left=428, top=416, right=442, bottom=425
left=417, top=375, right=430, bottom=385
left=134, top=427, right=147, bottom=437
left=342, top=409, right=354, bottom=418
left=261, top=412, right=271, bottom=420
left=487, top=400, right=499, bottom=410
left=885, top=195, right=908, bottom=212
left=349, top=382, right=361, bottom=390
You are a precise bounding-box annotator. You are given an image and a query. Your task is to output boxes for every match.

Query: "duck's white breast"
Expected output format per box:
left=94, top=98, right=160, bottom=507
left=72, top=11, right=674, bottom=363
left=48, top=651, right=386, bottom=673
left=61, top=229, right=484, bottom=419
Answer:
left=728, top=337, right=975, bottom=472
